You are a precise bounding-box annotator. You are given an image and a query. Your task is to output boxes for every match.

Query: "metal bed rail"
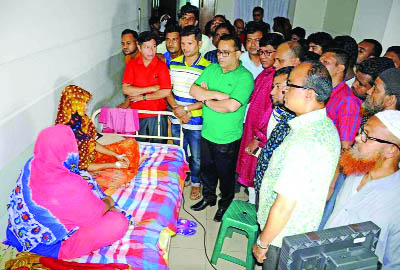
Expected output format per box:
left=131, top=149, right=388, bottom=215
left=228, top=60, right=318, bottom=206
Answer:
left=91, top=109, right=184, bottom=149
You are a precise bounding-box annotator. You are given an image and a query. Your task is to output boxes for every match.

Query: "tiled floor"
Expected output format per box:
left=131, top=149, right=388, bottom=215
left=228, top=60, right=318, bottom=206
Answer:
left=168, top=187, right=263, bottom=270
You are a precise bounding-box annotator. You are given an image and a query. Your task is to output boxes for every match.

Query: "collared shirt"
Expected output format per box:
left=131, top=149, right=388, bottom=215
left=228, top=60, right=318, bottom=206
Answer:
left=194, top=62, right=254, bottom=144
left=169, top=54, right=211, bottom=130
left=326, top=81, right=362, bottom=142
left=122, top=55, right=171, bottom=118
left=163, top=51, right=172, bottom=68
left=239, top=51, right=263, bottom=79
left=204, top=49, right=218, bottom=64
left=325, top=170, right=400, bottom=268
left=257, top=108, right=341, bottom=247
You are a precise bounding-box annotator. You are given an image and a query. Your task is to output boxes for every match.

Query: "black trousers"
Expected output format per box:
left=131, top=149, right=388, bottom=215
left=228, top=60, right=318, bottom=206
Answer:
left=262, top=245, right=281, bottom=270
left=200, top=137, right=241, bottom=209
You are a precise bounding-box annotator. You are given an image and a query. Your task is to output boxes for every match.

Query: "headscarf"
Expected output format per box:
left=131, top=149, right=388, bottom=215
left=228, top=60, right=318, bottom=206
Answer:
left=55, top=85, right=97, bottom=170
left=6, top=125, right=98, bottom=252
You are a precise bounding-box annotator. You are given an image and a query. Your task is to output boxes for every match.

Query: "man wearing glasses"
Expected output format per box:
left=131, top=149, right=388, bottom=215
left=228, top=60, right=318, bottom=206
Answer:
left=325, top=110, right=400, bottom=269
left=236, top=33, right=284, bottom=203
left=189, top=35, right=254, bottom=222
left=253, top=61, right=341, bottom=269
left=239, top=22, right=265, bottom=79
left=156, top=3, right=211, bottom=56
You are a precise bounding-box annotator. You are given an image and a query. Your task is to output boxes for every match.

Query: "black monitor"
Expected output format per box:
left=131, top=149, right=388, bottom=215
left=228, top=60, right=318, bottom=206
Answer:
left=279, top=221, right=381, bottom=270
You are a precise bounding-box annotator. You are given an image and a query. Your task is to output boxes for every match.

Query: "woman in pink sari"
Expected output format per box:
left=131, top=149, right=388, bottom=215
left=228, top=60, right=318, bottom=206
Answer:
left=236, top=34, right=283, bottom=202
left=6, top=125, right=128, bottom=259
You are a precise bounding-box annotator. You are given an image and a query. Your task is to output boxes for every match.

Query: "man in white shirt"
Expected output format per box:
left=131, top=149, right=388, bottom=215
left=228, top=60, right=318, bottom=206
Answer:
left=325, top=110, right=400, bottom=270
left=239, top=22, right=265, bottom=79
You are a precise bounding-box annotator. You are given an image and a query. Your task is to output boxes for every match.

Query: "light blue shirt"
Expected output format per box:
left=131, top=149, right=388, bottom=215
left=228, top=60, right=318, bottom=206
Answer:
left=239, top=51, right=263, bottom=79
left=325, top=170, right=400, bottom=269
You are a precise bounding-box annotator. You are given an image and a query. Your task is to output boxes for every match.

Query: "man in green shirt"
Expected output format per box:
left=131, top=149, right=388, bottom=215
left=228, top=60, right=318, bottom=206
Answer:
left=189, top=34, right=254, bottom=222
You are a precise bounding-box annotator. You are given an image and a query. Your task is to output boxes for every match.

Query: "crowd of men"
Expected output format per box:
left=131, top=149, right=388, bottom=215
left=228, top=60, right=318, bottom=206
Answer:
left=119, top=3, right=400, bottom=269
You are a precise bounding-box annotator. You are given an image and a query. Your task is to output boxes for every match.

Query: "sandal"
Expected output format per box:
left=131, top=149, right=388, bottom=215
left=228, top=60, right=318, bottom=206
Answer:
left=176, top=228, right=197, bottom=236
left=177, top=218, right=197, bottom=228
left=190, top=186, right=201, bottom=200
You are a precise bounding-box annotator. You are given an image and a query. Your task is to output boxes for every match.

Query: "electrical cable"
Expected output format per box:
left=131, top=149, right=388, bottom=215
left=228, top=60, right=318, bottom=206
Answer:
left=180, top=193, right=219, bottom=270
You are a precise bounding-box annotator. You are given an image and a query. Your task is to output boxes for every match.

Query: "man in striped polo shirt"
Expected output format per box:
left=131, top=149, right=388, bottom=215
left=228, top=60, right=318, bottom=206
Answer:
left=167, top=26, right=211, bottom=200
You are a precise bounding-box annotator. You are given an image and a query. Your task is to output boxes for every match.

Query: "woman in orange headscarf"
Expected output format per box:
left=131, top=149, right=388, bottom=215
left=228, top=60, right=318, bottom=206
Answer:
left=55, top=85, right=145, bottom=195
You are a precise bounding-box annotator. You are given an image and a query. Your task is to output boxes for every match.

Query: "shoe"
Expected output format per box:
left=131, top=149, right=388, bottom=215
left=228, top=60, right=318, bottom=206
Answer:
left=213, top=208, right=226, bottom=222
left=191, top=199, right=216, bottom=211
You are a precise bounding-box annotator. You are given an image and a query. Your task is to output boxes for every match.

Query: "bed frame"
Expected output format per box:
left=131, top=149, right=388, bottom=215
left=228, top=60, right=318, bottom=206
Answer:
left=91, top=109, right=185, bottom=148
left=91, top=108, right=186, bottom=266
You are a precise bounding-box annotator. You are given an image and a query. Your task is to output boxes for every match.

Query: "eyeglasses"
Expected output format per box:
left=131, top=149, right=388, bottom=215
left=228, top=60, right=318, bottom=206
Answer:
left=246, top=38, right=261, bottom=43
left=359, top=126, right=400, bottom=151
left=286, top=82, right=319, bottom=96
left=180, top=16, right=196, bottom=22
left=257, top=49, right=276, bottom=56
left=216, top=50, right=238, bottom=57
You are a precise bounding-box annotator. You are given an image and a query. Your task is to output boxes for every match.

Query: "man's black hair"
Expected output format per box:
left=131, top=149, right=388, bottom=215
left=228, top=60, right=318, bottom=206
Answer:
left=179, top=3, right=199, bottom=21
left=323, top=48, right=350, bottom=80
left=214, top=23, right=235, bottom=37
left=137, top=31, right=158, bottom=45
left=121, top=29, right=138, bottom=39
left=253, top=6, right=264, bottom=15
left=274, top=66, right=294, bottom=78
left=303, top=51, right=321, bottom=62
left=165, top=23, right=181, bottom=36
left=291, top=27, right=306, bottom=39
left=148, top=16, right=159, bottom=27
left=181, top=26, right=202, bottom=41
left=259, top=33, right=284, bottom=49
left=331, top=35, right=358, bottom=69
left=307, top=32, right=333, bottom=52
left=386, top=46, right=400, bottom=57
left=214, top=14, right=226, bottom=22
left=219, top=34, right=242, bottom=51
left=358, top=57, right=395, bottom=85
left=244, top=21, right=265, bottom=41
left=362, top=39, right=382, bottom=57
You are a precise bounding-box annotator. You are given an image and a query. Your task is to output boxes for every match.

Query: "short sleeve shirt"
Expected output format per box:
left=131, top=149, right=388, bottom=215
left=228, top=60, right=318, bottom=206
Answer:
left=194, top=62, right=254, bottom=144
left=122, top=56, right=171, bottom=118
left=257, top=109, right=341, bottom=247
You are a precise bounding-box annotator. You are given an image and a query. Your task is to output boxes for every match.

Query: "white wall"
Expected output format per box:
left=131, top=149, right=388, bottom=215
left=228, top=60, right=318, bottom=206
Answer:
left=0, top=0, right=150, bottom=239
left=292, top=0, right=328, bottom=35
left=351, top=0, right=394, bottom=43
left=381, top=0, right=400, bottom=51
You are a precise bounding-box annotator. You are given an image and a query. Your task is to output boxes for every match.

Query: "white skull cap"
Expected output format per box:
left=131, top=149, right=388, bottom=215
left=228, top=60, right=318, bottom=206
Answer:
left=375, top=110, right=400, bottom=140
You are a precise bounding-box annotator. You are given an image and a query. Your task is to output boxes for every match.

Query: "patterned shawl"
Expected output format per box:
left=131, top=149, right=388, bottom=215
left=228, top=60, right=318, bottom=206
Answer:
left=55, top=85, right=97, bottom=170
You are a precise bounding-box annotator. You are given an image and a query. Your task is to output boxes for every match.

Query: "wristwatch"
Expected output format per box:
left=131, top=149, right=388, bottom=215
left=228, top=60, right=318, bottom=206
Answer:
left=256, top=236, right=269, bottom=249
left=115, top=161, right=122, bottom=168
left=143, top=94, right=147, bottom=101
left=183, top=106, right=189, bottom=112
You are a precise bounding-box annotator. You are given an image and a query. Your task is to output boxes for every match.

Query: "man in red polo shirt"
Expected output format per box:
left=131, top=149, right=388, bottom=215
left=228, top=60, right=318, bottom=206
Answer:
left=122, top=31, right=172, bottom=142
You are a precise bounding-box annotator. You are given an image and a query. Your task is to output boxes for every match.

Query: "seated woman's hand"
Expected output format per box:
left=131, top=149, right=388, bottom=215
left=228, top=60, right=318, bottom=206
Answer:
left=116, top=154, right=130, bottom=166
left=115, top=160, right=129, bottom=169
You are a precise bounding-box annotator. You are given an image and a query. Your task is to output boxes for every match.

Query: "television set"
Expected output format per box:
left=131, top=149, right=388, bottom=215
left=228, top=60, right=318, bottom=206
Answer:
left=279, top=221, right=381, bottom=270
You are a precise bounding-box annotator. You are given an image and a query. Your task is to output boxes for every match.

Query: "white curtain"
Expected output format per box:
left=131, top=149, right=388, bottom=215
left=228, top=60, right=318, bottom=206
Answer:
left=234, top=0, right=262, bottom=23
left=234, top=0, right=290, bottom=26
left=262, top=0, right=290, bottom=26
